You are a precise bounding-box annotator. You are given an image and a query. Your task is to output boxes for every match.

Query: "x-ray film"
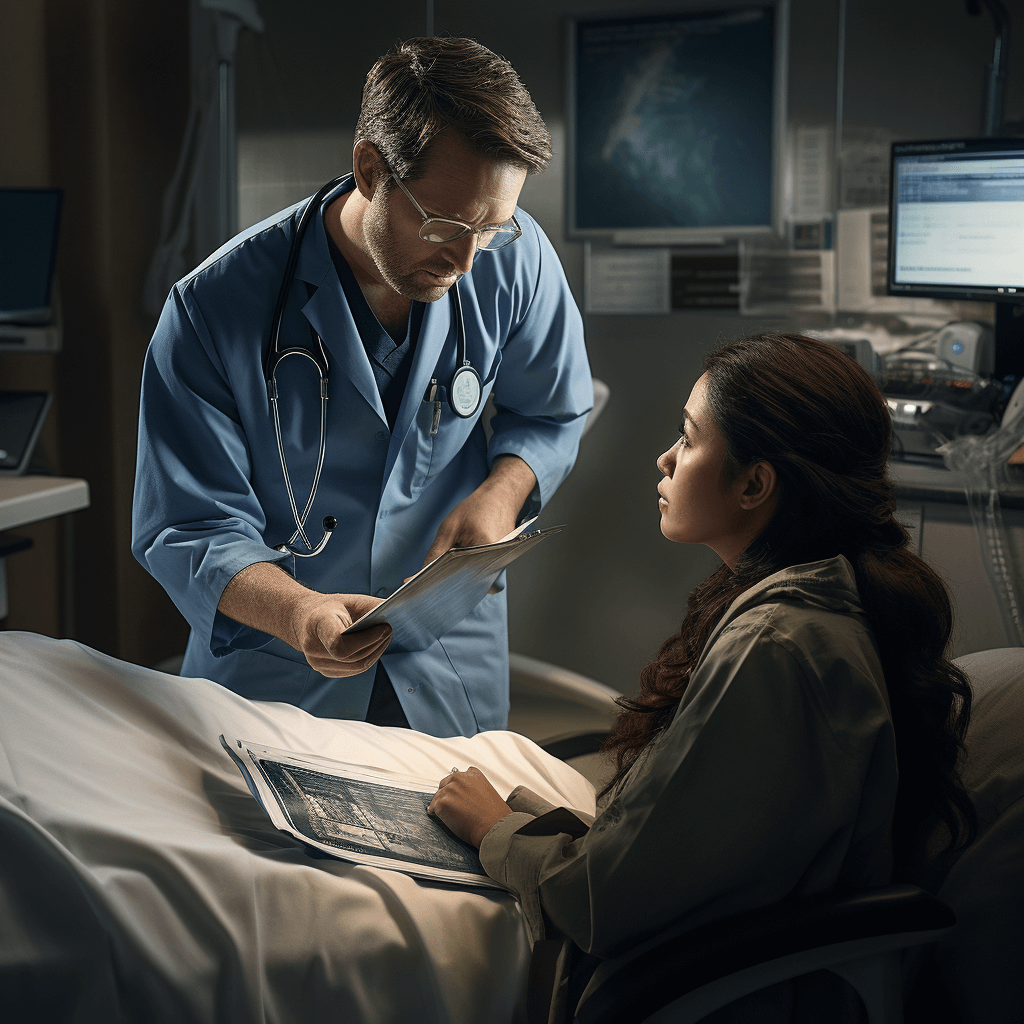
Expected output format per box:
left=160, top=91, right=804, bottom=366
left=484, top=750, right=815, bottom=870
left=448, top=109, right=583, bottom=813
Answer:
left=221, top=736, right=500, bottom=887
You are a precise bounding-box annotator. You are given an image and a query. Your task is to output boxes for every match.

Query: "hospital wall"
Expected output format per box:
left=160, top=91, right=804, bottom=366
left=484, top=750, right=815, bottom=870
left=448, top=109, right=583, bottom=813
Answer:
left=235, top=0, right=1024, bottom=690
left=0, top=1, right=191, bottom=665
left=1, top=0, right=1022, bottom=687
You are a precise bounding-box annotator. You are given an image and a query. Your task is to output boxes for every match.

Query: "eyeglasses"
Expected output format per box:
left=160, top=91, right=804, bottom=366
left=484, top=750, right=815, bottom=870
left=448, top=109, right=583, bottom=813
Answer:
left=385, top=165, right=522, bottom=251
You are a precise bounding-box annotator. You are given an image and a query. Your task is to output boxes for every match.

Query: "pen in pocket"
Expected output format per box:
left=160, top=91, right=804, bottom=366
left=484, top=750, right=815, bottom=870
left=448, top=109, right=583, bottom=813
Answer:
left=424, top=378, right=444, bottom=435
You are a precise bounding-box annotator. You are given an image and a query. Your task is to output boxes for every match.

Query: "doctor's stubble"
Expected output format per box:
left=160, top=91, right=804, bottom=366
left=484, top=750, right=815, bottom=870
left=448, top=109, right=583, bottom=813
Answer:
left=362, top=177, right=458, bottom=305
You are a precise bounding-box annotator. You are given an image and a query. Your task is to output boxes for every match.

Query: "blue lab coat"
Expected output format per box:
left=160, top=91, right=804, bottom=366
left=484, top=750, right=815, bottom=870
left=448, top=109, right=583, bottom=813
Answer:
left=132, top=177, right=592, bottom=737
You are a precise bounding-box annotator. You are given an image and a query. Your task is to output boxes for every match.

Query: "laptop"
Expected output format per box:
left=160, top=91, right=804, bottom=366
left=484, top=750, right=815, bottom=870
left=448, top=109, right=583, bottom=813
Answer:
left=0, top=392, right=52, bottom=476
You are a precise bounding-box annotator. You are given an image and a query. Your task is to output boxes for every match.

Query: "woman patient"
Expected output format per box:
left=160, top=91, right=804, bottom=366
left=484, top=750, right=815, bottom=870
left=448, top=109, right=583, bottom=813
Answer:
left=428, top=333, right=976, bottom=1021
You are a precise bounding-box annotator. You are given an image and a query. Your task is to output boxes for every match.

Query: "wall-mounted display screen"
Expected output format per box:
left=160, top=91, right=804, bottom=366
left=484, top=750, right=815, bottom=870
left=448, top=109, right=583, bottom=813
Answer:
left=888, top=137, right=1024, bottom=303
left=567, top=3, right=787, bottom=244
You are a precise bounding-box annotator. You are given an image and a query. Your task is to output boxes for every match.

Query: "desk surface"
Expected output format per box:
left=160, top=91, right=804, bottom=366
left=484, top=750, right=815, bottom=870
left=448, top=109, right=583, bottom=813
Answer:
left=891, top=459, right=1024, bottom=509
left=0, top=476, right=90, bottom=532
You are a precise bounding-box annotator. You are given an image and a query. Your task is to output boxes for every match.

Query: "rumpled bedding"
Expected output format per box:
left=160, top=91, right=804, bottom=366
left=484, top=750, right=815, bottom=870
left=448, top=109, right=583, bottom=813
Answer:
left=0, top=632, right=596, bottom=1024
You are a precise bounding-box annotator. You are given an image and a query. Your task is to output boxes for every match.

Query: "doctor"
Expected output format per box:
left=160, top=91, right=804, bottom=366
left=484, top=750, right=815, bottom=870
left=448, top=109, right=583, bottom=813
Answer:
left=132, top=37, right=592, bottom=737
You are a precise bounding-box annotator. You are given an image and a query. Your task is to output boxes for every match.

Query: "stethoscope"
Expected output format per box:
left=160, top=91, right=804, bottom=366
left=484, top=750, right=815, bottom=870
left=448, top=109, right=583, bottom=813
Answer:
left=264, top=176, right=482, bottom=558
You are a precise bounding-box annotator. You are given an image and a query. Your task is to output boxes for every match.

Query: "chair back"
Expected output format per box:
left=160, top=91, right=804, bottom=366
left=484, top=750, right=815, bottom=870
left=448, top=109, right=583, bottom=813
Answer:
left=576, top=885, right=955, bottom=1024
left=907, top=648, right=1024, bottom=1024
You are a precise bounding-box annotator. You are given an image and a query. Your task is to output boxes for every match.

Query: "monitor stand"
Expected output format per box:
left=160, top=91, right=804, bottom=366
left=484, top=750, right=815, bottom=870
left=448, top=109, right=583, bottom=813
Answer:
left=994, top=302, right=1024, bottom=381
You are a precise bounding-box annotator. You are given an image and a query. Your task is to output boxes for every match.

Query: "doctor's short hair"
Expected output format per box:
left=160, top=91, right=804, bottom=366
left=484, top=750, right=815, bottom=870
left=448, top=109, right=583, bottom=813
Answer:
left=355, top=36, right=552, bottom=179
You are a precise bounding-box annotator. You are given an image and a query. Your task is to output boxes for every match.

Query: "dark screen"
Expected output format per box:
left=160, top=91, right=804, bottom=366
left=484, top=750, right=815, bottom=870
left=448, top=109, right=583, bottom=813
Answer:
left=0, top=189, right=63, bottom=317
left=0, top=393, right=49, bottom=470
left=572, top=7, right=775, bottom=233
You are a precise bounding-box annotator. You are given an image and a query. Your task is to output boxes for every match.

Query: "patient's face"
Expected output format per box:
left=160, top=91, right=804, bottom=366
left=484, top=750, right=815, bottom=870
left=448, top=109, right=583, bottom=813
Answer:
left=656, top=375, right=747, bottom=558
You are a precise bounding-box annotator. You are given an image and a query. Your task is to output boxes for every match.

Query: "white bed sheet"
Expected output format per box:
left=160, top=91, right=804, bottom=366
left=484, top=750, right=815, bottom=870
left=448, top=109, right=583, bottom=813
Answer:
left=0, top=632, right=596, bottom=1024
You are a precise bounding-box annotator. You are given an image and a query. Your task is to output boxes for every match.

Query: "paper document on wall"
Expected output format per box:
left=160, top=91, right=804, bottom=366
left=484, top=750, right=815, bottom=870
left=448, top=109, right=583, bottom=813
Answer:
left=584, top=245, right=671, bottom=314
left=791, top=126, right=832, bottom=221
left=344, top=520, right=563, bottom=653
left=220, top=736, right=501, bottom=888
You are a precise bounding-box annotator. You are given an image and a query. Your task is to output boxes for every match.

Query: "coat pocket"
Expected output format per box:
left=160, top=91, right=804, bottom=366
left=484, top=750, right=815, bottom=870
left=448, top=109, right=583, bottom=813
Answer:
left=412, top=396, right=438, bottom=495
left=411, top=374, right=497, bottom=496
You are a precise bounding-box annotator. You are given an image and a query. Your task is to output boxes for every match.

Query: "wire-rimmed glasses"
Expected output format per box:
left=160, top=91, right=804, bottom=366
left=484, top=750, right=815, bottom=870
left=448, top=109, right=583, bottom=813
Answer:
left=385, top=164, right=522, bottom=251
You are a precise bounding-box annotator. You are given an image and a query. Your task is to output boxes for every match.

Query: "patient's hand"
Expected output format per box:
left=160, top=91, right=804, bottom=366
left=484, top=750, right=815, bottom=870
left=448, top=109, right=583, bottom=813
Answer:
left=428, top=767, right=513, bottom=848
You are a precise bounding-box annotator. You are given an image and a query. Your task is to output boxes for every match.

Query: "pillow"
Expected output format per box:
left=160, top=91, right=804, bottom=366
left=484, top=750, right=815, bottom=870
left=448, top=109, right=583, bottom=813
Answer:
left=911, top=648, right=1024, bottom=1024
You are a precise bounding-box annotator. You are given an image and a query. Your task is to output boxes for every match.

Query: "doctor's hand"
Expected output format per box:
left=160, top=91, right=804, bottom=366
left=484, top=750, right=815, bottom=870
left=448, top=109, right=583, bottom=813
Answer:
left=218, top=563, right=391, bottom=677
left=427, top=767, right=513, bottom=848
left=422, top=455, right=537, bottom=567
left=290, top=592, right=392, bottom=678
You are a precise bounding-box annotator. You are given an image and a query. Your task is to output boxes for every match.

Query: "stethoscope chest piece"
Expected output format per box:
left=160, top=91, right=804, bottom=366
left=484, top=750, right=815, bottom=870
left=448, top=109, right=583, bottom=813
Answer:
left=450, top=363, right=482, bottom=418
left=446, top=274, right=481, bottom=419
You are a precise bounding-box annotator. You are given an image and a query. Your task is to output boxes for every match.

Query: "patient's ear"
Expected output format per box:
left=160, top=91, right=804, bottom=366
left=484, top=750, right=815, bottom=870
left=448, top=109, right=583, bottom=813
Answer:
left=737, top=460, right=777, bottom=511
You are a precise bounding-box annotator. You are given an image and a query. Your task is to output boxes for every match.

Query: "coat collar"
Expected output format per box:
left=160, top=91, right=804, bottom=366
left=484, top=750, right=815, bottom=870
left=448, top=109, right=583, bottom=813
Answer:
left=695, top=555, right=864, bottom=675
left=291, top=174, right=460, bottom=457
left=295, top=175, right=384, bottom=423
left=294, top=175, right=354, bottom=287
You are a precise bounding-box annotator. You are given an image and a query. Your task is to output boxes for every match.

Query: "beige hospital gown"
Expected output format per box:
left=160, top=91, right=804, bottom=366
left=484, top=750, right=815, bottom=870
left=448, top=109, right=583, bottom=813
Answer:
left=480, top=556, right=898, bottom=1022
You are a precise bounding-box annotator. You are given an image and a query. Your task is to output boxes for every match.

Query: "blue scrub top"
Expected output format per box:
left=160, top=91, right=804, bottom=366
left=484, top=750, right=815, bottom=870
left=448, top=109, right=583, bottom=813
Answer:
left=132, top=177, right=592, bottom=737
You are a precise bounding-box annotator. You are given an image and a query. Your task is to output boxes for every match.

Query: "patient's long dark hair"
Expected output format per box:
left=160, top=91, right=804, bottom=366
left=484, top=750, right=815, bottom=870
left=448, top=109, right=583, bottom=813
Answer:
left=601, top=333, right=976, bottom=881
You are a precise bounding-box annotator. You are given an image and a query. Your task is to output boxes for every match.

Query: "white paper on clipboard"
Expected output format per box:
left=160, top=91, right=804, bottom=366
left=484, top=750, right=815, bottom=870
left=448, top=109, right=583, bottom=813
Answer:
left=343, top=520, right=563, bottom=653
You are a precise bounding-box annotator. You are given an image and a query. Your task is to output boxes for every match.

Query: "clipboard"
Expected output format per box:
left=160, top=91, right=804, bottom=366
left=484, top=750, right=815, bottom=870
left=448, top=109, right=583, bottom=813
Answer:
left=344, top=524, right=564, bottom=653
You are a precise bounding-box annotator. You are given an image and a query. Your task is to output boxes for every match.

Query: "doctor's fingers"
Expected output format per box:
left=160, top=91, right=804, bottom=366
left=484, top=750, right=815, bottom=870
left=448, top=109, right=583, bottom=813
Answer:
left=304, top=634, right=390, bottom=677
left=423, top=510, right=510, bottom=567
left=422, top=530, right=456, bottom=569
left=317, top=620, right=391, bottom=655
left=343, top=593, right=387, bottom=617
left=311, top=623, right=390, bottom=664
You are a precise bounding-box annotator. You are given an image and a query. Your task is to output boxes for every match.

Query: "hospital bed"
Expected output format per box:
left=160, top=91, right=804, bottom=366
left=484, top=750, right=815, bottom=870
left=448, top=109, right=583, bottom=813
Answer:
left=3, top=633, right=1020, bottom=1024
left=0, top=631, right=595, bottom=1024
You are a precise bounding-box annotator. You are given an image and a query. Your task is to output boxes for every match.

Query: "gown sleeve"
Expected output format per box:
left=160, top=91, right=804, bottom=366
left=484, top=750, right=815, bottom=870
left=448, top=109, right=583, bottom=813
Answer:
left=479, top=619, right=894, bottom=957
left=484, top=215, right=593, bottom=515
left=131, top=285, right=291, bottom=656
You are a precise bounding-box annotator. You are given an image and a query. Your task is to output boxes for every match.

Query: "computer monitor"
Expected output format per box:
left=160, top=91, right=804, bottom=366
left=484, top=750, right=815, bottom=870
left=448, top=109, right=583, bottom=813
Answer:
left=887, top=137, right=1024, bottom=379
left=0, top=187, right=64, bottom=325
left=567, top=1, right=788, bottom=245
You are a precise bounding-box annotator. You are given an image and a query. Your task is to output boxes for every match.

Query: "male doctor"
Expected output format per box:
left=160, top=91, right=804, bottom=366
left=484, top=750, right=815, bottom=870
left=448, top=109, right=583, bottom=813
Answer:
left=132, top=37, right=592, bottom=737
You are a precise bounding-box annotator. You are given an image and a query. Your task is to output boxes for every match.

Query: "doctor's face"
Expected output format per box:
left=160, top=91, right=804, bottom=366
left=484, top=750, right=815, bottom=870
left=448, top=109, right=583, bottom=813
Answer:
left=656, top=375, right=750, bottom=559
left=363, top=134, right=527, bottom=303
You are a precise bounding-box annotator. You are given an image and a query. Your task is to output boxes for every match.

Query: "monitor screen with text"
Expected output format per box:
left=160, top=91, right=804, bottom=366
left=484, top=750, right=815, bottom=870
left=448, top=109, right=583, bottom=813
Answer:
left=889, top=139, right=1024, bottom=302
